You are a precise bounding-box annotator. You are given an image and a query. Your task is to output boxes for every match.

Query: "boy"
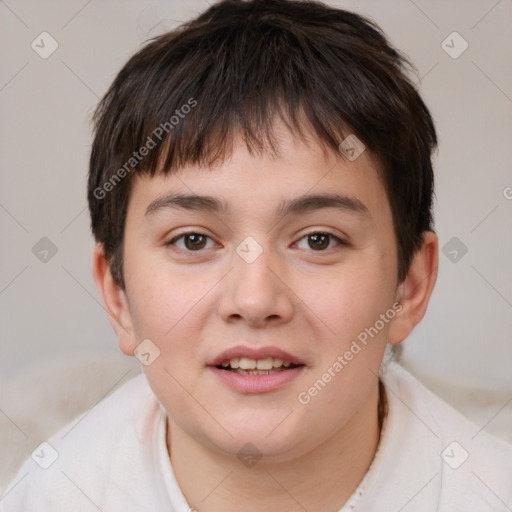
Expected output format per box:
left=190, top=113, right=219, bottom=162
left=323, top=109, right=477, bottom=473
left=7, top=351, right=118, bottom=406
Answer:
left=2, top=0, right=511, bottom=510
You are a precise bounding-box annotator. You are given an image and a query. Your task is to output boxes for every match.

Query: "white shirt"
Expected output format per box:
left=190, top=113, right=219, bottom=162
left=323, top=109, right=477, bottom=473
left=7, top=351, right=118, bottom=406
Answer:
left=2, top=362, right=511, bottom=511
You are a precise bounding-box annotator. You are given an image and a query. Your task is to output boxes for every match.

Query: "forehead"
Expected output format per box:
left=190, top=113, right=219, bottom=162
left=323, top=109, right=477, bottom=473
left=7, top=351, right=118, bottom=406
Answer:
left=128, top=124, right=390, bottom=226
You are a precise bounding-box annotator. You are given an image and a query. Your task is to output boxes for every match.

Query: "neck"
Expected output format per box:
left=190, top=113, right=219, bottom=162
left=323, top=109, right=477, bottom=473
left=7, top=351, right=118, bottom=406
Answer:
left=167, top=382, right=385, bottom=512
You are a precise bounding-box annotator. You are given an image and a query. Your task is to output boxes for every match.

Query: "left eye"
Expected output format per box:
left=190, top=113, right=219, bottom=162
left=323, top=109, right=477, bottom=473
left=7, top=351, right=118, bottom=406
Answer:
left=295, top=232, right=344, bottom=251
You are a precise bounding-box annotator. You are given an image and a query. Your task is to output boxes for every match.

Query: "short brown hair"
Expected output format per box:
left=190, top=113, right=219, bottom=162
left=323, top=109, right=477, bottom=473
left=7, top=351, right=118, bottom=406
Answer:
left=88, top=0, right=437, bottom=289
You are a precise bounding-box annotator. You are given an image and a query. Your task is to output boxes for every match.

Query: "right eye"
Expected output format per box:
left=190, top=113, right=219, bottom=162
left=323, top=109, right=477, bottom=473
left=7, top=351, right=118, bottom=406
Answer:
left=166, top=232, right=217, bottom=252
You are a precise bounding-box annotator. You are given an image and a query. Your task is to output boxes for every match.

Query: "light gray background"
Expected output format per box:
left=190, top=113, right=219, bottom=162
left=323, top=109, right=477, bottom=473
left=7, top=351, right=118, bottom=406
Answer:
left=1, top=1, right=511, bottom=393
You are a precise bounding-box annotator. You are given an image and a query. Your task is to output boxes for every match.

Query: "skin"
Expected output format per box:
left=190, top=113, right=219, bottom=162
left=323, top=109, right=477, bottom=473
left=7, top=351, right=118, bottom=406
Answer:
left=94, top=120, right=438, bottom=511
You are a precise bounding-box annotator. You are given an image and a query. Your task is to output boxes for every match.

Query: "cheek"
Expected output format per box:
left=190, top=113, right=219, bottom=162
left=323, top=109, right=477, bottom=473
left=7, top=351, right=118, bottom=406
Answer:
left=301, top=257, right=394, bottom=343
left=293, top=265, right=392, bottom=425
left=124, top=254, right=201, bottom=342
left=124, top=259, right=209, bottom=419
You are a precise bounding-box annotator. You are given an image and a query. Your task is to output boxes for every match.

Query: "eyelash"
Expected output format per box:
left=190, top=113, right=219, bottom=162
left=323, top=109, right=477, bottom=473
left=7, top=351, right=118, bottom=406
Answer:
left=165, top=231, right=347, bottom=255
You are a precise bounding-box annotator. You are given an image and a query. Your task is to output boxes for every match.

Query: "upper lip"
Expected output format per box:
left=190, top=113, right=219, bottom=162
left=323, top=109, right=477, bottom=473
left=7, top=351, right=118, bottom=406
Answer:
left=207, top=345, right=305, bottom=367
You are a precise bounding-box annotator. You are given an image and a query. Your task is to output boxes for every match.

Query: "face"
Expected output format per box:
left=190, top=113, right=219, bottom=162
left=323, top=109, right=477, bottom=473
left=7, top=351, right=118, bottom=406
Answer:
left=118, top=124, right=401, bottom=462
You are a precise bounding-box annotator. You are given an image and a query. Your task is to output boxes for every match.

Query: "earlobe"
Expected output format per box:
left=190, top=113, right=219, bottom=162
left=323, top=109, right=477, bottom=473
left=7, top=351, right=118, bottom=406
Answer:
left=388, top=231, right=439, bottom=344
left=92, top=244, right=138, bottom=356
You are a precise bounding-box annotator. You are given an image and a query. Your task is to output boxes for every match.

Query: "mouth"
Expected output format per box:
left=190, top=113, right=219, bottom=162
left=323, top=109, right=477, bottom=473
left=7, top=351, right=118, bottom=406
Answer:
left=215, top=357, right=304, bottom=375
left=207, top=346, right=306, bottom=393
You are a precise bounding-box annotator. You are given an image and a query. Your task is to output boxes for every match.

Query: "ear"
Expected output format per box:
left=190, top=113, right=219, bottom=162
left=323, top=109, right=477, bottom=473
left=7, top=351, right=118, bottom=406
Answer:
left=92, top=243, right=138, bottom=356
left=388, top=231, right=438, bottom=344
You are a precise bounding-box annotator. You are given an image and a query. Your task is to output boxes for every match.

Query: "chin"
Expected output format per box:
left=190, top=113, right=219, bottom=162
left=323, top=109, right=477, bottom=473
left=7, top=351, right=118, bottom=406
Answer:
left=199, top=414, right=311, bottom=462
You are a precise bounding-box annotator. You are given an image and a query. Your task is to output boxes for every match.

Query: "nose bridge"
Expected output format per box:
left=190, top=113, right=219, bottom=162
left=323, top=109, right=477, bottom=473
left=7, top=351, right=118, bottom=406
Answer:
left=219, top=235, right=293, bottom=325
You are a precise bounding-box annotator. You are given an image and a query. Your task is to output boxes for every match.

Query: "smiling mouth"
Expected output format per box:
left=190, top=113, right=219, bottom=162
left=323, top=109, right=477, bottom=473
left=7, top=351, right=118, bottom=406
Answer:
left=215, top=357, right=303, bottom=375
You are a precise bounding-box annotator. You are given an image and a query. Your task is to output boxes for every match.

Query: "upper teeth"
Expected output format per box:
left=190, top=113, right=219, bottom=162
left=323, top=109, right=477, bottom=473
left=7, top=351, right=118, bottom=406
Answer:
left=221, top=357, right=292, bottom=370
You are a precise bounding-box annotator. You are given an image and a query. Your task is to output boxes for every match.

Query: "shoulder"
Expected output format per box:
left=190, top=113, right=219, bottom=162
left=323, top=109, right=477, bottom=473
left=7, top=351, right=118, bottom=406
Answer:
left=0, top=372, right=165, bottom=511
left=378, top=362, right=512, bottom=511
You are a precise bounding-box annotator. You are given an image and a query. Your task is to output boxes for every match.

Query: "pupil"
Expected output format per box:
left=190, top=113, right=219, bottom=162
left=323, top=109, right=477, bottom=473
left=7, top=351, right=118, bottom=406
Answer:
left=309, top=233, right=329, bottom=250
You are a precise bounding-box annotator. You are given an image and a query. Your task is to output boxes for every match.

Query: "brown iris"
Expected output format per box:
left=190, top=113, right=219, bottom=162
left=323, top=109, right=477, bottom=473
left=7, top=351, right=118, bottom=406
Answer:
left=308, top=233, right=330, bottom=250
left=183, top=234, right=208, bottom=250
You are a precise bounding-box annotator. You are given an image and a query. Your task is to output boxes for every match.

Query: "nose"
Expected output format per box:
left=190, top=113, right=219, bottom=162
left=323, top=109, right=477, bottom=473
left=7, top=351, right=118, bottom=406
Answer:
left=217, top=240, right=294, bottom=328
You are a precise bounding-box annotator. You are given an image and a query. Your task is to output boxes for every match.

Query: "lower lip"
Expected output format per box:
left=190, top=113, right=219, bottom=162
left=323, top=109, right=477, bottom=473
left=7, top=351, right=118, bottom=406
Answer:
left=208, top=366, right=305, bottom=393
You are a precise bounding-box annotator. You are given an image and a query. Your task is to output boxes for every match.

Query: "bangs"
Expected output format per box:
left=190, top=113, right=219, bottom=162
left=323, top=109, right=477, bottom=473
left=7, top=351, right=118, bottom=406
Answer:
left=154, top=99, right=351, bottom=175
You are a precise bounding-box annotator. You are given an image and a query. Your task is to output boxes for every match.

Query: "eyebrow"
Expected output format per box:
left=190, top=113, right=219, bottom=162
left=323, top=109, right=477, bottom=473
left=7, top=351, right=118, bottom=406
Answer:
left=145, top=192, right=370, bottom=218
